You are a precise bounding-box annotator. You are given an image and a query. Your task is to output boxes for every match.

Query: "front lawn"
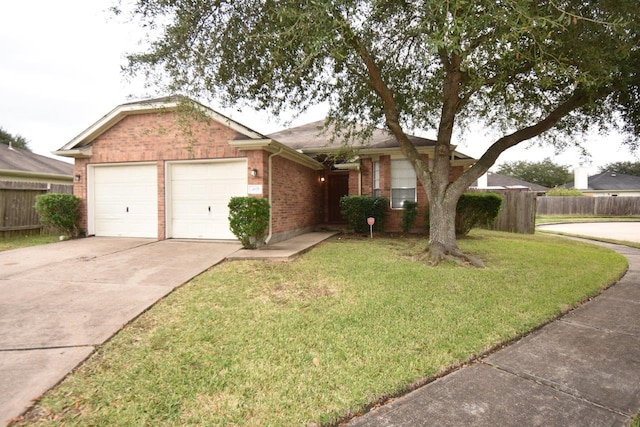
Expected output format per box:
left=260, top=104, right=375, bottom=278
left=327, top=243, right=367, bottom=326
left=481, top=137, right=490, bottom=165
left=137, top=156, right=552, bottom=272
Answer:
left=15, top=230, right=628, bottom=426
left=0, top=234, right=60, bottom=252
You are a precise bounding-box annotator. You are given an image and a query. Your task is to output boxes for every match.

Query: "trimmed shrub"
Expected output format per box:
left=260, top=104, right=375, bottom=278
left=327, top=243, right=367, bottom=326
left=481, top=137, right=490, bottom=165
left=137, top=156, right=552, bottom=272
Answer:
left=455, top=193, right=503, bottom=236
left=34, top=193, right=82, bottom=237
left=228, top=197, right=270, bottom=249
left=424, top=193, right=503, bottom=236
left=546, top=187, right=583, bottom=196
left=340, top=195, right=388, bottom=233
left=401, top=200, right=418, bottom=233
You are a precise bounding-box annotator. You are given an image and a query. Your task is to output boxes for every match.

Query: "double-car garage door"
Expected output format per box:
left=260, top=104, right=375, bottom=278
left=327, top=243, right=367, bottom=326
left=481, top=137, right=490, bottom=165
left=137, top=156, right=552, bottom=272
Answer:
left=90, top=160, right=247, bottom=239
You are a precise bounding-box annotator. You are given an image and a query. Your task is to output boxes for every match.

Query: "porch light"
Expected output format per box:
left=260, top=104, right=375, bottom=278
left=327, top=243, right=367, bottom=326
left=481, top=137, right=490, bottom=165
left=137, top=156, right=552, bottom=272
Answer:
left=74, top=174, right=81, bottom=182
left=250, top=168, right=258, bottom=177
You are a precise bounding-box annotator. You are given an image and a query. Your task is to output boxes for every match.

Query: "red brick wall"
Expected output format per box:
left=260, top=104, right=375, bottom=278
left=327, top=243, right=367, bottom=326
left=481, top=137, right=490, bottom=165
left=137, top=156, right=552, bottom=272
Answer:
left=355, top=155, right=467, bottom=233
left=269, top=155, right=323, bottom=241
left=74, top=112, right=249, bottom=239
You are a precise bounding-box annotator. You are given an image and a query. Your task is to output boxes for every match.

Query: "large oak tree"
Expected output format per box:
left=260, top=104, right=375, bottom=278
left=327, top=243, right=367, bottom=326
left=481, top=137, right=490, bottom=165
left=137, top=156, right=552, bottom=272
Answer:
left=121, top=0, right=640, bottom=265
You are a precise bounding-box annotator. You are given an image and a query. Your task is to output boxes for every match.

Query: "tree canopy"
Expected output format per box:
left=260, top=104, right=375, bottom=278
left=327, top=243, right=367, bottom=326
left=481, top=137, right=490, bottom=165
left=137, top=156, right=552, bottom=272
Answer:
left=0, top=127, right=30, bottom=151
left=600, top=161, right=640, bottom=176
left=121, top=0, right=640, bottom=265
left=497, top=158, right=572, bottom=188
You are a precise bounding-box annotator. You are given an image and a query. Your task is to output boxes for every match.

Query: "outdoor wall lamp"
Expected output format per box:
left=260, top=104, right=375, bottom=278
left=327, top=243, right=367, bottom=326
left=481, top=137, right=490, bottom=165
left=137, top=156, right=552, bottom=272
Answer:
left=250, top=168, right=258, bottom=177
left=74, top=174, right=81, bottom=182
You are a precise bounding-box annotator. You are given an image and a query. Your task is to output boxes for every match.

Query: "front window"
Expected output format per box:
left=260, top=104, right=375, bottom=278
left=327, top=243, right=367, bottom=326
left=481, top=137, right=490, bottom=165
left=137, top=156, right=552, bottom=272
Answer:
left=391, top=159, right=416, bottom=208
left=373, top=161, right=380, bottom=197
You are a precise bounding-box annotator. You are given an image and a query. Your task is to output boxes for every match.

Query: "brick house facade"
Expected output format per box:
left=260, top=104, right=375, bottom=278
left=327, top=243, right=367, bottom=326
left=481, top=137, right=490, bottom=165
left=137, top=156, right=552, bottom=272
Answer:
left=55, top=97, right=474, bottom=242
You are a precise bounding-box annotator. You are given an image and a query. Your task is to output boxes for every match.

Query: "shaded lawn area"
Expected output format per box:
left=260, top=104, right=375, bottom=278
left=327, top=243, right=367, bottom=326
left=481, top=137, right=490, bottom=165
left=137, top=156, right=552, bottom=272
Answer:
left=16, top=230, right=628, bottom=426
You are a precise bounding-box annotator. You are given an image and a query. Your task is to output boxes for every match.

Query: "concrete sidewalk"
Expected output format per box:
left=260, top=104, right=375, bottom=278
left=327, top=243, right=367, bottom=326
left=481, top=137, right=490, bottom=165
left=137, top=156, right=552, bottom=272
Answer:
left=347, top=239, right=640, bottom=426
left=228, top=231, right=338, bottom=261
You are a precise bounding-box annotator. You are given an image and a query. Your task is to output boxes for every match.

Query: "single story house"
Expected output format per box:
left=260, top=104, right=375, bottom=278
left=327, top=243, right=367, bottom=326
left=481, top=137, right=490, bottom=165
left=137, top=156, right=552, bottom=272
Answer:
left=564, top=170, right=640, bottom=197
left=1, top=143, right=73, bottom=186
left=54, top=97, right=475, bottom=242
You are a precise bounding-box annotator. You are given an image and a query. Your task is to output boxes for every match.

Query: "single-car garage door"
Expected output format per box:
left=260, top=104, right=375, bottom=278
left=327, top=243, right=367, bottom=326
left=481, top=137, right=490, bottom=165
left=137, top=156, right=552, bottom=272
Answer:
left=90, top=164, right=158, bottom=238
left=169, top=160, right=247, bottom=239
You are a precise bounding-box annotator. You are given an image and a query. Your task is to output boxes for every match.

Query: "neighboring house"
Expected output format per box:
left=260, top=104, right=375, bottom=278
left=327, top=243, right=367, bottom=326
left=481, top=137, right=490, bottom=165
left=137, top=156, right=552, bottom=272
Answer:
left=471, top=172, right=548, bottom=194
left=564, top=171, right=640, bottom=197
left=54, top=97, right=475, bottom=242
left=0, top=143, right=73, bottom=185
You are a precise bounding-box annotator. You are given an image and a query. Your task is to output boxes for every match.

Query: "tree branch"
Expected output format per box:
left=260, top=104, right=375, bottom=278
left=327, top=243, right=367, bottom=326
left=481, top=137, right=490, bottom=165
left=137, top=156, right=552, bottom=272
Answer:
left=450, top=87, right=611, bottom=195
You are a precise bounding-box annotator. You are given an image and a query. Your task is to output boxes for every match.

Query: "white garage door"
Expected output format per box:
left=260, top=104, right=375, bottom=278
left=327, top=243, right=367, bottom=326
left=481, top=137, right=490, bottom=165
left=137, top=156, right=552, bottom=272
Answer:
left=169, top=160, right=247, bottom=239
left=91, top=164, right=158, bottom=238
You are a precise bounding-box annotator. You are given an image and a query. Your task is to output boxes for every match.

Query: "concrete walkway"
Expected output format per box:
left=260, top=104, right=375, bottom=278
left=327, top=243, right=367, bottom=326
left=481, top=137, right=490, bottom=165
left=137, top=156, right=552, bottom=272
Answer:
left=0, top=231, right=336, bottom=426
left=347, top=236, right=640, bottom=426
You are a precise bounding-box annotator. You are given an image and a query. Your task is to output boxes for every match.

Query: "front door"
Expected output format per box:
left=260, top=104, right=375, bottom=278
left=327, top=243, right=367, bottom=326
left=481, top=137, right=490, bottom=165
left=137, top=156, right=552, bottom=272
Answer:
left=327, top=173, right=349, bottom=223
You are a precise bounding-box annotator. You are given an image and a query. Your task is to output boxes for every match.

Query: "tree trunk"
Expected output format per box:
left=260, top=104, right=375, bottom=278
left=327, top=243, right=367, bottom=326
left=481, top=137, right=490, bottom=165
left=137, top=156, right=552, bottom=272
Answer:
left=427, top=191, right=458, bottom=261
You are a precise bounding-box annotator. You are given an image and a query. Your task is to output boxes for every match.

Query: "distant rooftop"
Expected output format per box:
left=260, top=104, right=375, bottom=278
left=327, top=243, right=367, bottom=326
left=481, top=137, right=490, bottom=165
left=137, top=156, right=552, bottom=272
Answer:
left=0, top=144, right=73, bottom=177
left=564, top=171, right=640, bottom=191
left=472, top=172, right=548, bottom=191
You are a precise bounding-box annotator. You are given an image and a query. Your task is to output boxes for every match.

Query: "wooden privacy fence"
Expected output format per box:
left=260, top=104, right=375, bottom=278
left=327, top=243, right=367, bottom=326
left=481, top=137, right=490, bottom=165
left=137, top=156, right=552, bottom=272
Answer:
left=471, top=189, right=537, bottom=234
left=0, top=181, right=73, bottom=238
left=537, top=196, right=640, bottom=216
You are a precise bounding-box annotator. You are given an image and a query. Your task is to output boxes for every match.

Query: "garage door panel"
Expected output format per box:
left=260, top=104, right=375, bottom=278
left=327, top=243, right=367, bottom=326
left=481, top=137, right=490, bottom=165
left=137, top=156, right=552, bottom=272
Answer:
left=170, top=161, right=247, bottom=239
left=92, top=165, right=158, bottom=238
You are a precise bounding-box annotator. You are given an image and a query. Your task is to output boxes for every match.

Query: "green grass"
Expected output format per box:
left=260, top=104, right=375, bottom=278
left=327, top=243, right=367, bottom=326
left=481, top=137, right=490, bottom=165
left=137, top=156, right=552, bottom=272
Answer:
left=0, top=234, right=60, bottom=252
left=14, top=230, right=628, bottom=426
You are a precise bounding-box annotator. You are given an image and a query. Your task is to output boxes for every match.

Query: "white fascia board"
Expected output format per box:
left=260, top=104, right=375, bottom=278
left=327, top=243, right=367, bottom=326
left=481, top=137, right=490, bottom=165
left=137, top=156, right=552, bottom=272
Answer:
left=230, top=139, right=324, bottom=170
left=0, top=169, right=73, bottom=182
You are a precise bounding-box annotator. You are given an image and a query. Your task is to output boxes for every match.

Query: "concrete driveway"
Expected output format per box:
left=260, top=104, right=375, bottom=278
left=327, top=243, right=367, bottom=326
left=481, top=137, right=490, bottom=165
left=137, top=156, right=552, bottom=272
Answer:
left=537, top=221, right=640, bottom=243
left=0, top=237, right=241, bottom=425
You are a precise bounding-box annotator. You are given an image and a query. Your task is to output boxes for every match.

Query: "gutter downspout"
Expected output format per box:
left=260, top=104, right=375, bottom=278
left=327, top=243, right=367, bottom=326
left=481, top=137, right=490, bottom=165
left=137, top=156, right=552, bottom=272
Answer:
left=265, top=148, right=284, bottom=245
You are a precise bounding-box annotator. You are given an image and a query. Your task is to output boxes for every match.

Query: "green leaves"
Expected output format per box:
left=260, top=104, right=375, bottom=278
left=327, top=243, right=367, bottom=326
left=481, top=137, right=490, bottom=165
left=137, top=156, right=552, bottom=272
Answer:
left=228, top=197, right=270, bottom=249
left=34, top=193, right=82, bottom=237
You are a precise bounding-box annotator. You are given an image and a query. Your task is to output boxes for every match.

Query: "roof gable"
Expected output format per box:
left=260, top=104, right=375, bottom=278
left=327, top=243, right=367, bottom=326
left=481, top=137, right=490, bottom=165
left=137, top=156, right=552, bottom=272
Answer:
left=55, top=96, right=267, bottom=156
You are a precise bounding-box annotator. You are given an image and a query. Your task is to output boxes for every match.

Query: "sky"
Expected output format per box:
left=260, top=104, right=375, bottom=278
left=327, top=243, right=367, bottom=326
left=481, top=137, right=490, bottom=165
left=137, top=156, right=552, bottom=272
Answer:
left=1, top=0, right=638, bottom=174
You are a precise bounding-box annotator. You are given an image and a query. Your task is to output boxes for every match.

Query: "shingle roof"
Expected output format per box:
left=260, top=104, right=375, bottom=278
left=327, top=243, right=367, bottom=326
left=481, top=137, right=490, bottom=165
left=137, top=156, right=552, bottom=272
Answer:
left=0, top=144, right=73, bottom=176
left=565, top=171, right=640, bottom=190
left=267, top=119, right=475, bottom=163
left=267, top=120, right=438, bottom=150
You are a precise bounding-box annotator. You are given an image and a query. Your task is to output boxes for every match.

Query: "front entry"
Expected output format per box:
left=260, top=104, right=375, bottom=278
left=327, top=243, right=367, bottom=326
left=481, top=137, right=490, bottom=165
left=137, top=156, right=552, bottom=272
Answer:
left=327, top=172, right=349, bottom=223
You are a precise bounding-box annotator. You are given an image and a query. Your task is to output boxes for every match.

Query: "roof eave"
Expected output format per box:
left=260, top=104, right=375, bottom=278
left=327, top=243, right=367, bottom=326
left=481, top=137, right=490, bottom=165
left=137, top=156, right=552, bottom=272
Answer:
left=0, top=169, right=73, bottom=182
left=230, top=139, right=325, bottom=171
left=52, top=147, right=93, bottom=159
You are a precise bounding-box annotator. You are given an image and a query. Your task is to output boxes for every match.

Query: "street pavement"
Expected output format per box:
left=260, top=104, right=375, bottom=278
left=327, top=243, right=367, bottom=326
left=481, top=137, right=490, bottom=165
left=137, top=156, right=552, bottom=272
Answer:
left=537, top=221, right=640, bottom=243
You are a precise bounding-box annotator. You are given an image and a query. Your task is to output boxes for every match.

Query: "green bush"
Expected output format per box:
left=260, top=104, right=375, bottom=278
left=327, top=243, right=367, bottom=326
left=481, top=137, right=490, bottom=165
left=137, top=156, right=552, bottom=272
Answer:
left=455, top=193, right=503, bottom=236
left=401, top=200, right=418, bottom=233
left=424, top=193, right=503, bottom=236
left=546, top=187, right=583, bottom=196
left=228, top=197, right=270, bottom=249
left=34, top=193, right=82, bottom=237
left=339, top=195, right=388, bottom=233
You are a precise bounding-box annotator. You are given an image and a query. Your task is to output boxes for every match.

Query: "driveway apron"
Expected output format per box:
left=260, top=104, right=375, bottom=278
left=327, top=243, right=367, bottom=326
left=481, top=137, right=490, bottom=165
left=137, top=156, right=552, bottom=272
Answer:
left=0, top=237, right=240, bottom=426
